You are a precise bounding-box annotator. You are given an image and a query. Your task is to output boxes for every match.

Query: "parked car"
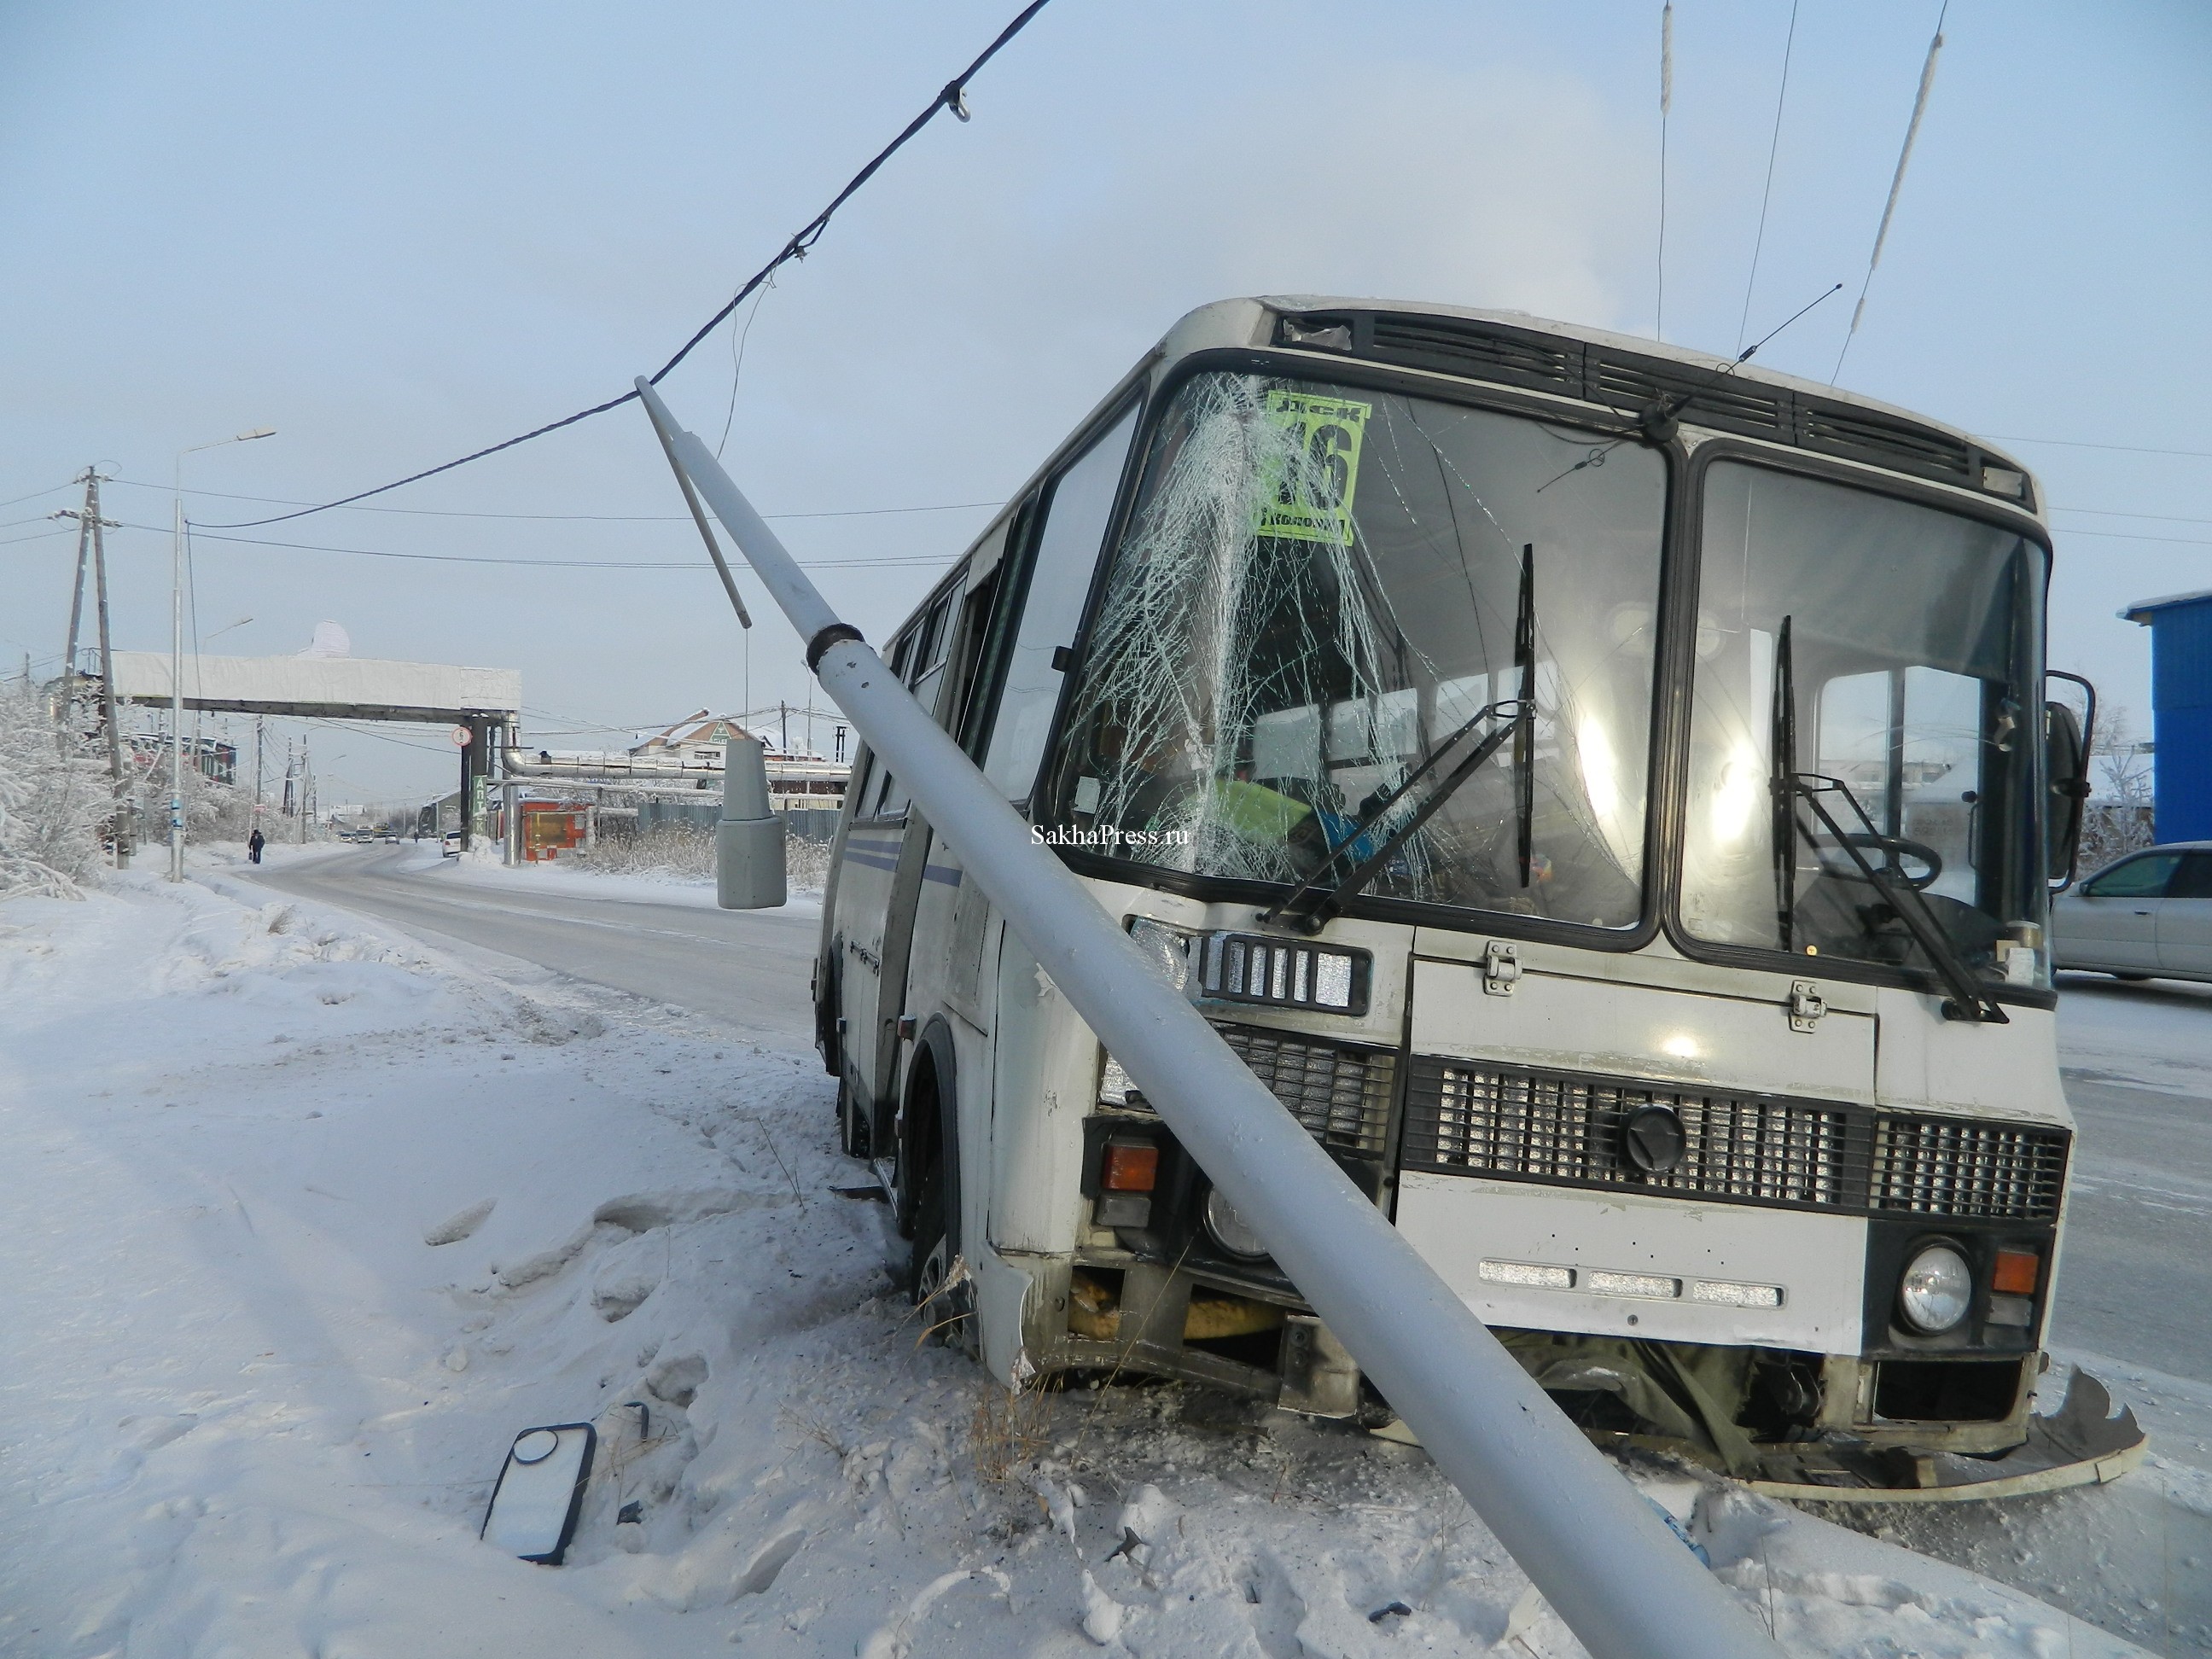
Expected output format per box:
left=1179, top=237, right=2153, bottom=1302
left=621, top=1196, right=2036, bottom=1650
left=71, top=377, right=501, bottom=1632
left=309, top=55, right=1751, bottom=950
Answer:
left=2051, top=841, right=2212, bottom=982
left=440, top=829, right=463, bottom=857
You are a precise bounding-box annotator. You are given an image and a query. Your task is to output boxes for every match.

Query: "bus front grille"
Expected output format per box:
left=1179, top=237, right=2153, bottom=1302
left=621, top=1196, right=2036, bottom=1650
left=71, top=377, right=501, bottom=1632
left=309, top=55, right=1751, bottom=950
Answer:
left=1214, top=1024, right=1395, bottom=1158
left=1400, top=1059, right=2069, bottom=1220
left=1870, top=1117, right=2069, bottom=1220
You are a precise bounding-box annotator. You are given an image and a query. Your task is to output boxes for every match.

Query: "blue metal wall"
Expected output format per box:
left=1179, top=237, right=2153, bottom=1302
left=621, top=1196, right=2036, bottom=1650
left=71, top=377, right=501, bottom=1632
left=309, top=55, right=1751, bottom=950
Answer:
left=2149, top=595, right=2212, bottom=842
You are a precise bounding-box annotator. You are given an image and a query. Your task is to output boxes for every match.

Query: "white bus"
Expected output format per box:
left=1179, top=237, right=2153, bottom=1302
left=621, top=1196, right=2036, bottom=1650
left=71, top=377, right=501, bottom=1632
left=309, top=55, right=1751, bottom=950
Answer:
left=806, top=297, right=2138, bottom=1497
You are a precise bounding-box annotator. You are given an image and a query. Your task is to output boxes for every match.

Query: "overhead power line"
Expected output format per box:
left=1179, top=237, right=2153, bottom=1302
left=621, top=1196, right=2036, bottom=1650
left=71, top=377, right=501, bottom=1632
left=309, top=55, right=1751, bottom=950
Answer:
left=106, top=519, right=958, bottom=572
left=2052, top=505, right=2212, bottom=526
left=1735, top=0, right=1801, bottom=355
left=1831, top=3, right=1948, bottom=383
left=204, top=0, right=1055, bottom=532
left=1655, top=2, right=1673, bottom=341
left=1983, top=435, right=2212, bottom=462
left=113, top=476, right=1001, bottom=524
left=0, top=481, right=75, bottom=511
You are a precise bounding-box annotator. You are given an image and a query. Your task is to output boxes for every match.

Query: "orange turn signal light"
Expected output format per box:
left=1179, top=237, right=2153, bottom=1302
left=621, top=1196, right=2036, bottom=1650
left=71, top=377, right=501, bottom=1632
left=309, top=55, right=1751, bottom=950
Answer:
left=1992, top=1249, right=2040, bottom=1295
left=1100, top=1139, right=1159, bottom=1193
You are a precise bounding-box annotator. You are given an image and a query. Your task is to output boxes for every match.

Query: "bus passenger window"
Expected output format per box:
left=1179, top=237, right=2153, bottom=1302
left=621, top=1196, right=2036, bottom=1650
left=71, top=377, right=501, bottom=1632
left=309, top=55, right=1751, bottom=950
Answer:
left=981, top=405, right=1141, bottom=800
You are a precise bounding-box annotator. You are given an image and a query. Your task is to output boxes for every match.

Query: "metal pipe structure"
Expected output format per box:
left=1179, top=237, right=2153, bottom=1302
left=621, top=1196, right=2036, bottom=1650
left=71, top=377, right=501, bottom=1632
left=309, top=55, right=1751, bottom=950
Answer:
left=634, top=381, right=1781, bottom=1659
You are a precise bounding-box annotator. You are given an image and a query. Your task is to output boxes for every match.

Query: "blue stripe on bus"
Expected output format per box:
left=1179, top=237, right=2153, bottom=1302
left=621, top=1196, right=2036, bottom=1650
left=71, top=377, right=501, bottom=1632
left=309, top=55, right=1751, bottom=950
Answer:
left=922, top=864, right=963, bottom=887
left=842, top=848, right=900, bottom=872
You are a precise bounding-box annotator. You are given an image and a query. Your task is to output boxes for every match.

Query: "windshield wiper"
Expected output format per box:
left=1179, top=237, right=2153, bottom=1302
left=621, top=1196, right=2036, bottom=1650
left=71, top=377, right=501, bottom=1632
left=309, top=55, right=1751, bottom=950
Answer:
left=1265, top=547, right=1536, bottom=935
left=1768, top=620, right=2005, bottom=1023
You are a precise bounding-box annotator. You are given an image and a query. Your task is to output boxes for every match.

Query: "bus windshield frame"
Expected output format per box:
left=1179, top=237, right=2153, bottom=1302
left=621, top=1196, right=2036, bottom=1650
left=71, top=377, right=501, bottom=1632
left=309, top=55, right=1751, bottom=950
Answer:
left=1035, top=357, right=1672, bottom=944
left=1674, top=445, right=2054, bottom=995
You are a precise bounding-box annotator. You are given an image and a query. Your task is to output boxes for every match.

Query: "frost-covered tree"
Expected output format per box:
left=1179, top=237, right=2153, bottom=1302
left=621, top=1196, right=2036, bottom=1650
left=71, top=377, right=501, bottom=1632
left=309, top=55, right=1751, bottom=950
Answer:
left=0, top=677, right=110, bottom=899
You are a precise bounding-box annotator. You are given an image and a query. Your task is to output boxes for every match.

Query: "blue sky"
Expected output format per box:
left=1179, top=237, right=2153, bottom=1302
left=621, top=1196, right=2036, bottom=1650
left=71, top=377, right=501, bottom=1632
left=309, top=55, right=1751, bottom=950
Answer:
left=3, top=0, right=2206, bottom=802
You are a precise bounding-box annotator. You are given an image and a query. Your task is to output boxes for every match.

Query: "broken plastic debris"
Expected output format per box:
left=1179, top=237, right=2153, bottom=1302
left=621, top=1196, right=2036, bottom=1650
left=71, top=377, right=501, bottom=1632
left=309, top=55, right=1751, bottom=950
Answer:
left=480, top=1423, right=597, bottom=1564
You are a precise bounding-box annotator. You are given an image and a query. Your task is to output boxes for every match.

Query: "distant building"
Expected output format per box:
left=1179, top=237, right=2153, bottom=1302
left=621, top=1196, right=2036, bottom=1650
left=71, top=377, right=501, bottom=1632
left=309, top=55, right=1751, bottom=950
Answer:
left=124, top=732, right=236, bottom=785
left=629, top=710, right=848, bottom=811
left=2123, top=589, right=2212, bottom=842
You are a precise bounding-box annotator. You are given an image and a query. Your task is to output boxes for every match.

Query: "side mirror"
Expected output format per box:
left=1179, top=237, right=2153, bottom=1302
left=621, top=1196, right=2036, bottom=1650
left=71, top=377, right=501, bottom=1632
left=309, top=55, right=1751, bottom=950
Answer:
left=2044, top=675, right=2095, bottom=890
left=717, top=736, right=787, bottom=909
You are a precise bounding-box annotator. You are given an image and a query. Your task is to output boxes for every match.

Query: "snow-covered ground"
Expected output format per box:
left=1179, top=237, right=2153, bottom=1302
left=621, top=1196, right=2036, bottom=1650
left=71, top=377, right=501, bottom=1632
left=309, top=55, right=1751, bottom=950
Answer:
left=0, top=872, right=2172, bottom=1656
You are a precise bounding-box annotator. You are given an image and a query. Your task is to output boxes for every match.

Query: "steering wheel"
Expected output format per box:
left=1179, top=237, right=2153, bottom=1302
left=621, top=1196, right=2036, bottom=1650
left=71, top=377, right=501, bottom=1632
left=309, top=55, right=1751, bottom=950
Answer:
left=1817, top=831, right=1944, bottom=891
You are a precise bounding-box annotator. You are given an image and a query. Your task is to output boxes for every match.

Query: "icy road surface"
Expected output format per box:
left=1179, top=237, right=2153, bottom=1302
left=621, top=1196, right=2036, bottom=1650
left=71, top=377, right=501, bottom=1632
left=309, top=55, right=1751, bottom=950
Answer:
left=0, top=856, right=2189, bottom=1656
left=247, top=841, right=819, bottom=1044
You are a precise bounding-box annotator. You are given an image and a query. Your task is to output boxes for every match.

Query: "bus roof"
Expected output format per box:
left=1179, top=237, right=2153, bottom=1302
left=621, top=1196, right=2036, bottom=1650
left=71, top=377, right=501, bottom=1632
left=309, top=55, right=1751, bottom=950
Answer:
left=1150, top=295, right=2038, bottom=517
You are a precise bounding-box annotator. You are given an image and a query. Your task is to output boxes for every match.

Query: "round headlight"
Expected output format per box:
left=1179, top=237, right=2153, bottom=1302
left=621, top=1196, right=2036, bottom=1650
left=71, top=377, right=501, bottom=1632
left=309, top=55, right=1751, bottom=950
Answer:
left=1202, top=1187, right=1271, bottom=1261
left=1898, top=1243, right=1973, bottom=1334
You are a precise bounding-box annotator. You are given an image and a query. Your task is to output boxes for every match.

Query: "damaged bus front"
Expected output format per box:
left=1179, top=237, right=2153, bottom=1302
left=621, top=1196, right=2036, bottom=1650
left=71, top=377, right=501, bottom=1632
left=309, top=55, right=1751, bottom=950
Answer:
left=807, top=298, right=2142, bottom=1499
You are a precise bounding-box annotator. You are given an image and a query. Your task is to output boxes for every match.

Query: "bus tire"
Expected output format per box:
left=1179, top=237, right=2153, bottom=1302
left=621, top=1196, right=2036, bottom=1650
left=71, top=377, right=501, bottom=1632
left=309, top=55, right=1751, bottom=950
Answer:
left=909, top=1151, right=950, bottom=1313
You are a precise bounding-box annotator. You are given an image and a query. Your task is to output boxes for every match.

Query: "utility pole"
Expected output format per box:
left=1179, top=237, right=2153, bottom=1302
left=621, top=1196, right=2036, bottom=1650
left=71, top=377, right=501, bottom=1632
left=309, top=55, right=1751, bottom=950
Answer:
left=53, top=471, right=130, bottom=864
left=779, top=700, right=789, bottom=754
left=253, top=716, right=265, bottom=820
left=300, top=732, right=311, bottom=843
left=55, top=491, right=92, bottom=749
left=90, top=481, right=128, bottom=865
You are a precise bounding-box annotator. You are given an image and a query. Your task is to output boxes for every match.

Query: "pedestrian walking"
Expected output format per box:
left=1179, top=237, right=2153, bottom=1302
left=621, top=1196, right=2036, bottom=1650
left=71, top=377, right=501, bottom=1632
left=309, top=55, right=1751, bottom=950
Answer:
left=247, top=827, right=265, bottom=864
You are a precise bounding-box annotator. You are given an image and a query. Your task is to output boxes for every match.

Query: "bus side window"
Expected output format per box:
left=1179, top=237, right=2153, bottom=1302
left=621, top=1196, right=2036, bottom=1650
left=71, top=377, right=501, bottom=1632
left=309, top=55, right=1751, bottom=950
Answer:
left=943, top=568, right=1002, bottom=742
left=980, top=403, right=1141, bottom=800
left=906, top=579, right=968, bottom=727
left=866, top=624, right=924, bottom=819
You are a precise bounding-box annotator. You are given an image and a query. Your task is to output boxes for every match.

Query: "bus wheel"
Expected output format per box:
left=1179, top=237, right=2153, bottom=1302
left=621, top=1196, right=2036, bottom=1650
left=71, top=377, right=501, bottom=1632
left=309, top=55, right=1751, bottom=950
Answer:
left=910, top=1154, right=950, bottom=1312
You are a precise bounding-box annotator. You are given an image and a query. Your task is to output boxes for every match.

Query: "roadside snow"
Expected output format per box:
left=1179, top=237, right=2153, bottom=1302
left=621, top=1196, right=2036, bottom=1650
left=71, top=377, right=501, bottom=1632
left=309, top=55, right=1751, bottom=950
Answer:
left=0, top=875, right=2155, bottom=1656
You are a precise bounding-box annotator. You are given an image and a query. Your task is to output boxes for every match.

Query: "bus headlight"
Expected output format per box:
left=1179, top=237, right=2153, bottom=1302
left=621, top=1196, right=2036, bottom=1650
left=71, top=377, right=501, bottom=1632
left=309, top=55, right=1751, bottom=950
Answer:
left=1203, top=1188, right=1271, bottom=1261
left=1897, top=1243, right=1973, bottom=1334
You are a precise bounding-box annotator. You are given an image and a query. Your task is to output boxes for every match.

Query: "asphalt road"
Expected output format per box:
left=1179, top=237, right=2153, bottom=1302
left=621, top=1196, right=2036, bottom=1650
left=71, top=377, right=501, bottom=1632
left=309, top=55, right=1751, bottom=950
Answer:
left=245, top=846, right=820, bottom=1044
left=247, top=848, right=2209, bottom=1382
left=2052, top=1071, right=2212, bottom=1385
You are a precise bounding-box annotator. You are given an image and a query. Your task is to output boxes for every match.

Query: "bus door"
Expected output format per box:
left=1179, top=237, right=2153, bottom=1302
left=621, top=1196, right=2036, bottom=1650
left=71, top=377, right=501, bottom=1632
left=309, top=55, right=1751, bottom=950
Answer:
left=845, top=573, right=968, bottom=1153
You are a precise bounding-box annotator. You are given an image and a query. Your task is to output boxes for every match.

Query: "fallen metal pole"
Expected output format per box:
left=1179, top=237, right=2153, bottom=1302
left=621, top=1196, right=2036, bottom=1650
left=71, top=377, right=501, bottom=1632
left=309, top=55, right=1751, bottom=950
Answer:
left=634, top=379, right=1784, bottom=1659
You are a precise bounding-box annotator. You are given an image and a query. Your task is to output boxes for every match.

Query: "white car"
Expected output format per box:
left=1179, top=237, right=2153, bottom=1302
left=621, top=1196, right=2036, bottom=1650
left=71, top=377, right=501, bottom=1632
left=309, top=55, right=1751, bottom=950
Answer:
left=440, top=830, right=463, bottom=858
left=2051, top=841, right=2212, bottom=982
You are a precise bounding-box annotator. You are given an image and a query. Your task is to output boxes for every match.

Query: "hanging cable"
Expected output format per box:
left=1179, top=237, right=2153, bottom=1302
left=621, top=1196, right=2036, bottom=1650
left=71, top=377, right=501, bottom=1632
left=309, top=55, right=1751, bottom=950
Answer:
left=204, top=0, right=1055, bottom=530
left=101, top=519, right=958, bottom=570
left=717, top=275, right=776, bottom=458
left=1656, top=1, right=1674, bottom=340
left=1831, top=3, right=1948, bottom=383
left=1735, top=0, right=1800, bottom=354
left=112, top=478, right=1004, bottom=521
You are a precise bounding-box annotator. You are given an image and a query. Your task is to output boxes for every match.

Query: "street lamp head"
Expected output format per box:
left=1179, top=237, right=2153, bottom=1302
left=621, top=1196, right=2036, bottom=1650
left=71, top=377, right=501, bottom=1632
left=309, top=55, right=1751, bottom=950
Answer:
left=236, top=428, right=276, bottom=442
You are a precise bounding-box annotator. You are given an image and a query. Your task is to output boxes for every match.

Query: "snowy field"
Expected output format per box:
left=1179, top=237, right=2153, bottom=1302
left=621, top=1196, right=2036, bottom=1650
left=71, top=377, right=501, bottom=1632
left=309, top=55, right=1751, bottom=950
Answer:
left=0, top=868, right=2183, bottom=1657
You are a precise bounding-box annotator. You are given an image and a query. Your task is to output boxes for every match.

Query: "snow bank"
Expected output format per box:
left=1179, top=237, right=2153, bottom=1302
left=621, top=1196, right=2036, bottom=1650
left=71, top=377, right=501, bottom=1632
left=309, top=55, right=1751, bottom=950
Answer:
left=0, top=873, right=2155, bottom=1656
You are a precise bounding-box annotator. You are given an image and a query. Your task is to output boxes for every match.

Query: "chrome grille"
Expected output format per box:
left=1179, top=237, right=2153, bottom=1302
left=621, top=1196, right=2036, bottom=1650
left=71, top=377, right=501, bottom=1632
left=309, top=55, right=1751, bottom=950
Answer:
left=1402, top=1060, right=1855, bottom=1208
left=1871, top=1117, right=2067, bottom=1221
left=1217, top=1024, right=1394, bottom=1156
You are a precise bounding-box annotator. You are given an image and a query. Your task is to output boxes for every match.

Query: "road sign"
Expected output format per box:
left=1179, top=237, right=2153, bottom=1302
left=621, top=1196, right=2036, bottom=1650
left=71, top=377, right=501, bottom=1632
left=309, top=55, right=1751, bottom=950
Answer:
left=450, top=725, right=472, bottom=748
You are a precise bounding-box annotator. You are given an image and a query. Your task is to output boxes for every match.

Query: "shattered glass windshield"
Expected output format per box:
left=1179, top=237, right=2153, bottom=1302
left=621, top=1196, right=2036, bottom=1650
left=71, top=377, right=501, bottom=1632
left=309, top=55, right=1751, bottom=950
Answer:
left=1679, top=462, right=2048, bottom=983
left=1039, top=370, right=1666, bottom=930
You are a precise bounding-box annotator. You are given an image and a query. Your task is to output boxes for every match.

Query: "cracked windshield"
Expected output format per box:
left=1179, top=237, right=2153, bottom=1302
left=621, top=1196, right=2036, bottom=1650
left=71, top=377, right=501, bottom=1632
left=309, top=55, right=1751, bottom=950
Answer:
left=1042, top=370, right=1666, bottom=929
left=1680, top=462, right=2048, bottom=981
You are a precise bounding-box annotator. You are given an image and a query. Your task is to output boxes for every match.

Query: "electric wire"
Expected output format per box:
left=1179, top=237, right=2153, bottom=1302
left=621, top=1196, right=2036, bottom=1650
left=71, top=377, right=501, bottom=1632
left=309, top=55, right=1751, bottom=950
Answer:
left=0, top=482, right=73, bottom=511
left=1831, top=3, right=1948, bottom=383
left=1735, top=0, right=1801, bottom=354
left=1981, top=436, right=2212, bottom=461
left=108, top=519, right=958, bottom=571
left=203, top=0, right=1056, bottom=531
left=114, top=476, right=1001, bottom=523
left=717, top=275, right=774, bottom=458
left=1655, top=1, right=1674, bottom=341
left=2052, top=506, right=2212, bottom=526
